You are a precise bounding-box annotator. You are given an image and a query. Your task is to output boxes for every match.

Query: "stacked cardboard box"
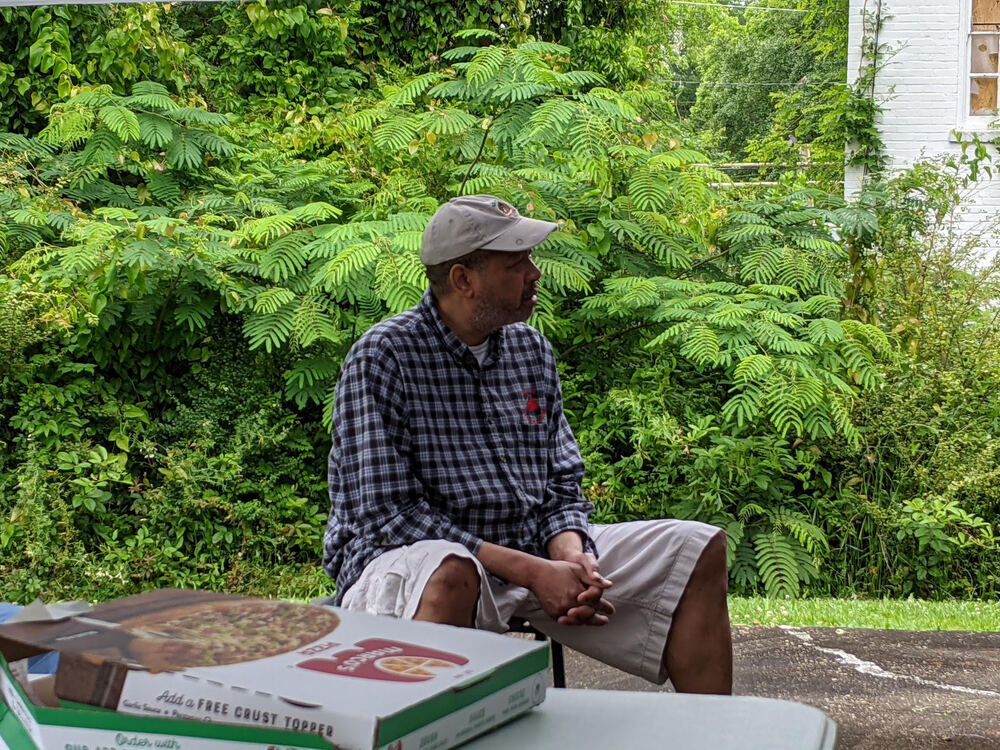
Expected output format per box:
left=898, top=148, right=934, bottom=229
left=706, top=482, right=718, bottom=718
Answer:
left=0, top=590, right=548, bottom=750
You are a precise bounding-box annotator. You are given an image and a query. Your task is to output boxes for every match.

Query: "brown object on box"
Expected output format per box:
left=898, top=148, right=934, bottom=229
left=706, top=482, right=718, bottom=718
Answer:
left=0, top=589, right=340, bottom=708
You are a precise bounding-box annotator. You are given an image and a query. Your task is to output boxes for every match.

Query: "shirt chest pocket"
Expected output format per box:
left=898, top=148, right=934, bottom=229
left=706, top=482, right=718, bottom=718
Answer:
left=490, top=384, right=549, bottom=451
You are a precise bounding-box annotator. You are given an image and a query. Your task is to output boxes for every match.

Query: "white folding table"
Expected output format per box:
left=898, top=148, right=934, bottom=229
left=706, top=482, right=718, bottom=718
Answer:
left=465, top=689, right=838, bottom=749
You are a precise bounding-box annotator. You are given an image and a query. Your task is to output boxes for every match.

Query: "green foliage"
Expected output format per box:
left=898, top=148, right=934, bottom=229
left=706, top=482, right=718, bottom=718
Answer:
left=2, top=28, right=890, bottom=602
left=832, top=364, right=1000, bottom=598
left=173, top=0, right=364, bottom=115
left=730, top=596, right=1000, bottom=631
left=583, top=189, right=886, bottom=444
left=358, top=1, right=504, bottom=63
left=3, top=6, right=999, bottom=606
left=818, top=161, right=1000, bottom=599
left=0, top=79, right=356, bottom=601
left=689, top=5, right=817, bottom=158
left=0, top=5, right=194, bottom=134
left=355, top=0, right=667, bottom=70
left=747, top=0, right=888, bottom=189
left=566, top=356, right=836, bottom=598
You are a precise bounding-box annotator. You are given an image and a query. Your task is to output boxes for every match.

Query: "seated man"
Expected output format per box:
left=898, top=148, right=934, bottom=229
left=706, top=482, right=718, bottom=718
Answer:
left=322, top=195, right=732, bottom=693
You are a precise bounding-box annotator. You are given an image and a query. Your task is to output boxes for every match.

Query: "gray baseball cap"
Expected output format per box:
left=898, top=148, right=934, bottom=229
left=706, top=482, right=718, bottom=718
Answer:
left=420, top=195, right=558, bottom=265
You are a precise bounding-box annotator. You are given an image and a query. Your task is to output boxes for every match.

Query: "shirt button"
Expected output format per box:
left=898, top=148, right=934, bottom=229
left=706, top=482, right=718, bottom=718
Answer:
left=499, top=454, right=508, bottom=464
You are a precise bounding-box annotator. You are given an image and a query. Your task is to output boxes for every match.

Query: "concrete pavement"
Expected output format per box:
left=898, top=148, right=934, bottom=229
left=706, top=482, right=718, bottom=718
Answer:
left=555, top=625, right=1000, bottom=749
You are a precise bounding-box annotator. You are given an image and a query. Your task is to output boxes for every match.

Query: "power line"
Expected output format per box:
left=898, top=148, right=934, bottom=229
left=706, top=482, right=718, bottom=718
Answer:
left=666, top=79, right=848, bottom=87
left=664, top=0, right=808, bottom=12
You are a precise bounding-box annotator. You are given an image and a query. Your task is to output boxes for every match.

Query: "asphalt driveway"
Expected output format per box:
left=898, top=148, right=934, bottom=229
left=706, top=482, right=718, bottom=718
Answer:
left=558, top=625, right=1000, bottom=749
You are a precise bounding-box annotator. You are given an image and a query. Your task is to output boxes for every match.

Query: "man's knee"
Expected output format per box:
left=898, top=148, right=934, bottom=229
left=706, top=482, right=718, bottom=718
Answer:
left=416, top=554, right=481, bottom=625
left=681, top=530, right=729, bottom=599
left=427, top=555, right=480, bottom=595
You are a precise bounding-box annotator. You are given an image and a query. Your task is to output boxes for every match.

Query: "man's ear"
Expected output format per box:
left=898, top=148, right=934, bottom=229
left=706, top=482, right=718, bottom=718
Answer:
left=448, top=263, right=477, bottom=299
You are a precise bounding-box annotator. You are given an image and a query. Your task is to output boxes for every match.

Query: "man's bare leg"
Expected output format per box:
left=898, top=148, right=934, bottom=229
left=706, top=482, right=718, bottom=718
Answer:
left=664, top=531, right=733, bottom=694
left=413, top=554, right=480, bottom=627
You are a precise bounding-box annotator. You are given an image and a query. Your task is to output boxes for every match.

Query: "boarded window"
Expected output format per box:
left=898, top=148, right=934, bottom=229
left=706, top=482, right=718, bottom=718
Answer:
left=972, top=0, right=1000, bottom=114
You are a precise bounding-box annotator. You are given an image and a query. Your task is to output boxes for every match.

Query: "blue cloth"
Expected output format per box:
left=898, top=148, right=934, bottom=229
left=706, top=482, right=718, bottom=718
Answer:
left=0, top=604, right=60, bottom=674
left=323, top=289, right=595, bottom=602
left=0, top=603, right=21, bottom=622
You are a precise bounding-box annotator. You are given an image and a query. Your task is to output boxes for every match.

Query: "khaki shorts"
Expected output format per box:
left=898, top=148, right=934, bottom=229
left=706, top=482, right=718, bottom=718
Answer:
left=339, top=519, right=721, bottom=684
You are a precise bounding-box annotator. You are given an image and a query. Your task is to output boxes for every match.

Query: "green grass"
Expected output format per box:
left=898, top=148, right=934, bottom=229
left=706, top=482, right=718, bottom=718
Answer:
left=729, top=596, right=1000, bottom=631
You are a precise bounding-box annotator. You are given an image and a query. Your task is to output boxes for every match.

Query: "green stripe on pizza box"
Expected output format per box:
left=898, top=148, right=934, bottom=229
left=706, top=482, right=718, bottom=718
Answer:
left=1, top=701, right=38, bottom=750
left=377, top=644, right=549, bottom=745
left=54, top=699, right=111, bottom=711
left=34, top=707, right=333, bottom=747
left=0, top=657, right=331, bottom=750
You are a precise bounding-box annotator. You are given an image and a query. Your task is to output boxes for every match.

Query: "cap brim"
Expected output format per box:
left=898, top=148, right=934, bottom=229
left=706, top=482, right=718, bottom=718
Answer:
left=480, top=216, right=558, bottom=251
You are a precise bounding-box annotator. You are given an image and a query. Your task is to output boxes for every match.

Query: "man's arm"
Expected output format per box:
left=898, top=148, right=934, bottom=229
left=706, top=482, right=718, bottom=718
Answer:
left=532, top=341, right=597, bottom=556
left=331, top=342, right=484, bottom=553
left=530, top=339, right=614, bottom=624
left=538, top=341, right=597, bottom=557
left=475, top=540, right=613, bottom=625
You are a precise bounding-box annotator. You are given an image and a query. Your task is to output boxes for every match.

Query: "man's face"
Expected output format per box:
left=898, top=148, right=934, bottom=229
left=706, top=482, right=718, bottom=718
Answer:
left=466, top=250, right=542, bottom=332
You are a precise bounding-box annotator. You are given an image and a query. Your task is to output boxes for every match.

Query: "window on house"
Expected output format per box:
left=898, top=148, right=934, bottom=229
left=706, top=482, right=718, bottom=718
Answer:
left=971, top=0, right=1000, bottom=115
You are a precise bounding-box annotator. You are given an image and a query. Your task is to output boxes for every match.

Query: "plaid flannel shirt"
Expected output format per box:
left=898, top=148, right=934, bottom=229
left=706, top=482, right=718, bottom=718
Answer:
left=322, top=290, right=595, bottom=602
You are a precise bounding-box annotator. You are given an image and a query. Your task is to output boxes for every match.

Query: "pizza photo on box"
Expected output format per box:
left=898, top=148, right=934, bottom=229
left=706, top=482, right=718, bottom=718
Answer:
left=374, top=656, right=460, bottom=680
left=0, top=589, right=344, bottom=707
left=121, top=596, right=342, bottom=671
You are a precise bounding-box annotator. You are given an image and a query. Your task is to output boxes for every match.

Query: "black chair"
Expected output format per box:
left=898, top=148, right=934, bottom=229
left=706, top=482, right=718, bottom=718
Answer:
left=507, top=618, right=565, bottom=688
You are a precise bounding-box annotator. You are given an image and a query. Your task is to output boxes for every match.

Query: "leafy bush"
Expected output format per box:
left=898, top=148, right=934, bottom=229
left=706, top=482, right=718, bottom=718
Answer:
left=3, top=5, right=999, bottom=606
left=173, top=0, right=365, bottom=115
left=0, top=5, right=193, bottom=134
left=821, top=161, right=1000, bottom=598
left=0, top=80, right=350, bottom=602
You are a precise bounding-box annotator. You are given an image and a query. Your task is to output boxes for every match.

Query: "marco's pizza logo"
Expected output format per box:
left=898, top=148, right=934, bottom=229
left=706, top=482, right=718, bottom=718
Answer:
left=522, top=388, right=546, bottom=425
left=296, top=638, right=469, bottom=682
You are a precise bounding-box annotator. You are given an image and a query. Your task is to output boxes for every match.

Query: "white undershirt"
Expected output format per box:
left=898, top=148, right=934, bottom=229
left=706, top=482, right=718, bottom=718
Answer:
left=469, top=340, right=490, bottom=364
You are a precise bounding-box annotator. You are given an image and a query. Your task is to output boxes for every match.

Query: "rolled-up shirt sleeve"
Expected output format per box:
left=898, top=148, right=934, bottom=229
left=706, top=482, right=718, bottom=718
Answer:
left=330, top=341, right=484, bottom=555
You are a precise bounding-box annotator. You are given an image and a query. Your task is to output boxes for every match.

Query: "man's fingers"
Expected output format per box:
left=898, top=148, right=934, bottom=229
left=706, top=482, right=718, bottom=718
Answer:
left=557, top=615, right=608, bottom=626
left=576, top=597, right=614, bottom=616
left=577, top=585, right=615, bottom=615
left=594, top=597, right=615, bottom=616
left=577, top=584, right=603, bottom=604
left=557, top=599, right=614, bottom=626
left=561, top=609, right=610, bottom=627
left=579, top=555, right=613, bottom=588
left=557, top=604, right=595, bottom=625
left=566, top=604, right=595, bottom=621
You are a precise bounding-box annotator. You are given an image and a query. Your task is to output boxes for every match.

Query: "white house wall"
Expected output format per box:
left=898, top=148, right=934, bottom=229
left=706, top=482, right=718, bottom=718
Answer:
left=847, top=0, right=1000, bottom=252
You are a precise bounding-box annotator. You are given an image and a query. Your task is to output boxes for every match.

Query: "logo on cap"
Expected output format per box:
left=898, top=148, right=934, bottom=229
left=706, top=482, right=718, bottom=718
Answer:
left=493, top=199, right=518, bottom=217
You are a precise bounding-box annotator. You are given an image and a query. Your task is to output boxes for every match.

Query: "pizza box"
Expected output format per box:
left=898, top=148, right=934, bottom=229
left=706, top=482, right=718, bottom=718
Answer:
left=0, top=654, right=330, bottom=750
left=0, top=590, right=549, bottom=750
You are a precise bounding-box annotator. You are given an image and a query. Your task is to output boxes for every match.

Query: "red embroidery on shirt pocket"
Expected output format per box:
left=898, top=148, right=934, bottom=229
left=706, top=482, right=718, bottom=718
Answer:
left=522, top=388, right=547, bottom=425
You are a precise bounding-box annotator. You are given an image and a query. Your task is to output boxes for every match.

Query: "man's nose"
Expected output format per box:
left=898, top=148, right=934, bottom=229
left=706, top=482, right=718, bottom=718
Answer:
left=527, top=259, right=541, bottom=281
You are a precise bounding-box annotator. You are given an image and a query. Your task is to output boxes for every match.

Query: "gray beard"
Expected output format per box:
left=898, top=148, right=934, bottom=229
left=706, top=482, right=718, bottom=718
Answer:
left=469, top=298, right=528, bottom=337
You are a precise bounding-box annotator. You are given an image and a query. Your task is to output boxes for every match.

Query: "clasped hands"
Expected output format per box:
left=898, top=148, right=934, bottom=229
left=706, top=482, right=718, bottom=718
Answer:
left=531, top=551, right=615, bottom=627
